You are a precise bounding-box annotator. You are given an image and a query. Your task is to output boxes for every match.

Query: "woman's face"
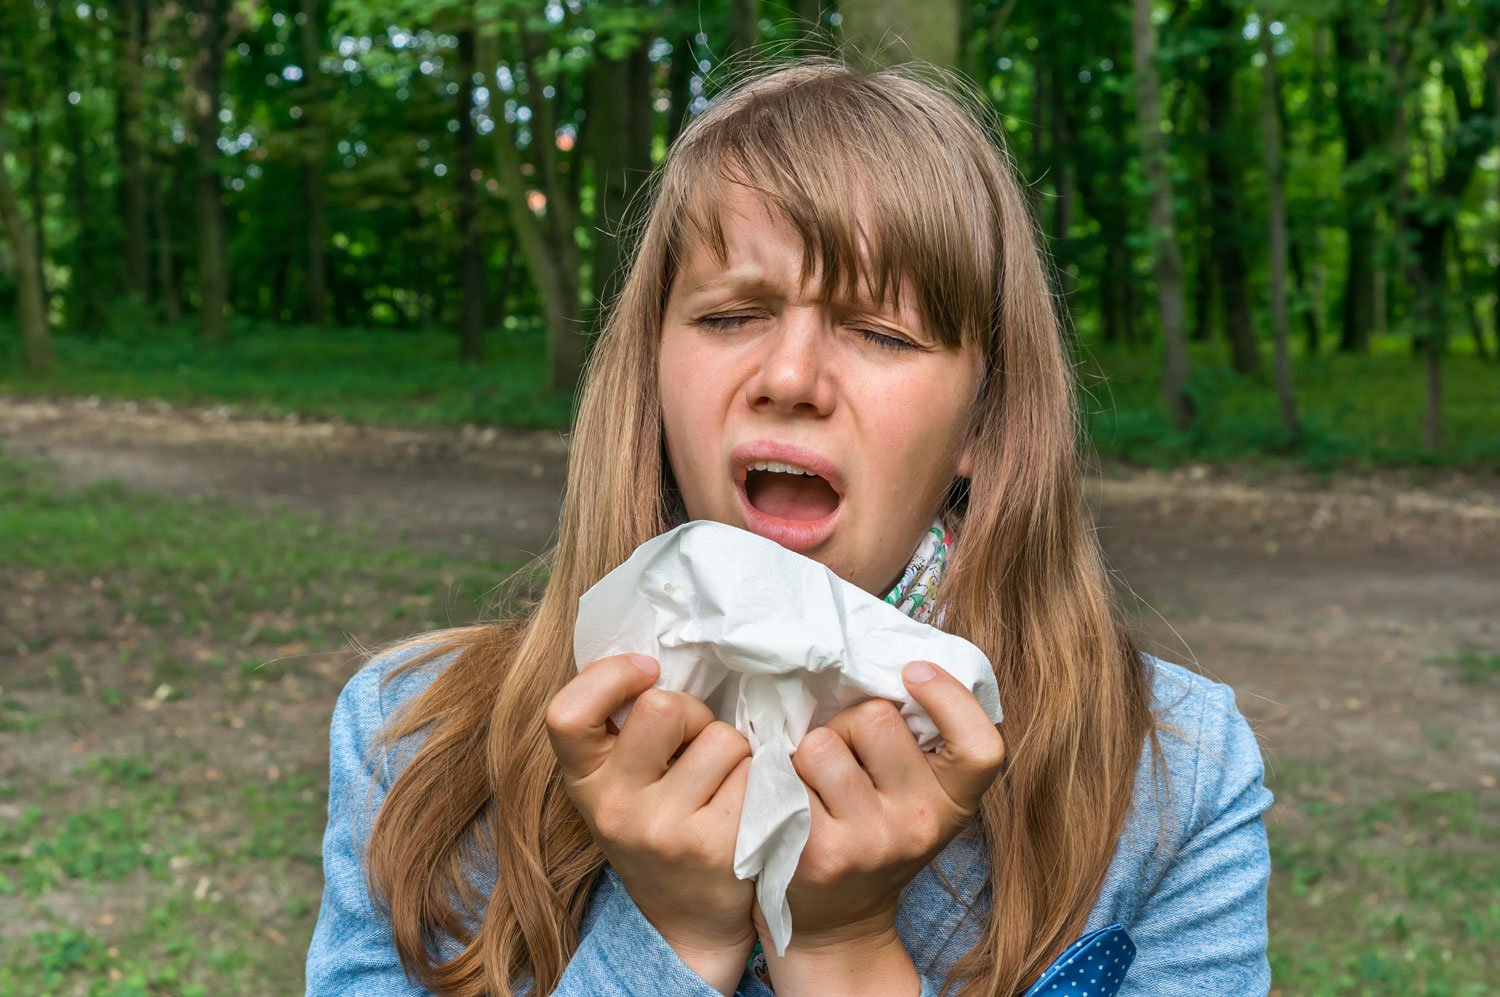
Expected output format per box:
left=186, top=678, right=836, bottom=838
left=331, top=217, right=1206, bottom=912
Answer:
left=658, top=184, right=984, bottom=595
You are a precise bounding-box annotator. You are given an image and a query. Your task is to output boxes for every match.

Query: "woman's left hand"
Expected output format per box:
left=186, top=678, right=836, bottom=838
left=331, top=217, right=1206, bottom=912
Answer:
left=758, top=660, right=1005, bottom=956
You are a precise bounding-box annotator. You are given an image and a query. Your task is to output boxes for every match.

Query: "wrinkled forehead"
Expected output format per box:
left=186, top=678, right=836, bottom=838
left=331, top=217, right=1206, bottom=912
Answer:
left=661, top=140, right=995, bottom=352
left=670, top=178, right=918, bottom=313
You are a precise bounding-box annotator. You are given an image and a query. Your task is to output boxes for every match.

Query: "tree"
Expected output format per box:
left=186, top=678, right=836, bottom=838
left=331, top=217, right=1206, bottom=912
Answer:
left=1199, top=0, right=1261, bottom=376
left=589, top=17, right=655, bottom=320
left=455, top=19, right=484, bottom=361
left=0, top=39, right=57, bottom=371
left=300, top=0, right=332, bottom=325
left=48, top=0, right=106, bottom=331
left=115, top=0, right=151, bottom=303
left=1133, top=0, right=1193, bottom=428
left=1258, top=11, right=1299, bottom=437
left=190, top=0, right=236, bottom=344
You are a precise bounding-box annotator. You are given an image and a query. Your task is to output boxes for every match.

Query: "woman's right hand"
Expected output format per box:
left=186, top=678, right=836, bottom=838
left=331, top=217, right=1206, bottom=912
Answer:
left=546, top=653, right=756, bottom=994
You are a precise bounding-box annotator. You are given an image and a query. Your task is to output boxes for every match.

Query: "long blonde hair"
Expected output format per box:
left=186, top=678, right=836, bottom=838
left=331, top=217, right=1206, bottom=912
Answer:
left=364, top=59, right=1156, bottom=996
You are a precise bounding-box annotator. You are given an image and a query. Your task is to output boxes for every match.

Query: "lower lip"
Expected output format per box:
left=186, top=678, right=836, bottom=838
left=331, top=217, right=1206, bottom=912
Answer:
left=735, top=483, right=842, bottom=554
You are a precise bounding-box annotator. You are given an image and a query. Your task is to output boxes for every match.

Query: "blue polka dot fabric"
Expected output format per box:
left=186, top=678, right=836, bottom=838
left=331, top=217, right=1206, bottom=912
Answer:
left=1022, top=923, right=1135, bottom=997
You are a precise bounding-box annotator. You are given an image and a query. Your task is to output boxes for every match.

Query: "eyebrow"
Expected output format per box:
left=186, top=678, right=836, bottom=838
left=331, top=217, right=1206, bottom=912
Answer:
left=679, top=265, right=926, bottom=334
left=681, top=270, right=786, bottom=298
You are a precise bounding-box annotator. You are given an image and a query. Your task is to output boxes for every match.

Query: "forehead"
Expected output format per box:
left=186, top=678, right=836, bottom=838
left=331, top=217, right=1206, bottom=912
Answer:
left=671, top=181, right=920, bottom=318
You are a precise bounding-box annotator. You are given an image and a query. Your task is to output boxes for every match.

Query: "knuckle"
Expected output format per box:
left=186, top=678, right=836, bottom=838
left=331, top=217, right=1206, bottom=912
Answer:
left=632, top=688, right=675, bottom=721
left=544, top=695, right=585, bottom=738
left=801, top=726, right=839, bottom=756
left=701, top=721, right=749, bottom=757
left=971, top=731, right=1006, bottom=772
left=861, top=699, right=905, bottom=733
left=591, top=795, right=632, bottom=840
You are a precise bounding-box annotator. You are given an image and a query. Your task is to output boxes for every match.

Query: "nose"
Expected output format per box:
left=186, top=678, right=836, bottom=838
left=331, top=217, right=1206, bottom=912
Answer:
left=745, top=306, right=835, bottom=417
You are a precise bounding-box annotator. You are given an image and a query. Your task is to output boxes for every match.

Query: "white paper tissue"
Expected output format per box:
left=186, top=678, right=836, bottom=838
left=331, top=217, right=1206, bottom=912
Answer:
left=573, top=520, right=1002, bottom=955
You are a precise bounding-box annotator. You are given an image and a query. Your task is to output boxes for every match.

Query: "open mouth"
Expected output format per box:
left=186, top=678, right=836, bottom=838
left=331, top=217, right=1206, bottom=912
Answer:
left=744, top=462, right=841, bottom=521
left=731, top=444, right=845, bottom=552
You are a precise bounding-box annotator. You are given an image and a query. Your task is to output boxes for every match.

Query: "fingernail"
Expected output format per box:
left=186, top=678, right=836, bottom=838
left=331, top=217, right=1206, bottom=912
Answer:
left=904, top=661, right=937, bottom=683
left=629, top=654, right=659, bottom=677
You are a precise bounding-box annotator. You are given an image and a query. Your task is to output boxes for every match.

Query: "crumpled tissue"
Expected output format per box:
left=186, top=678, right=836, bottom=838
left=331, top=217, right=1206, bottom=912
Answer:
left=573, top=520, right=1002, bottom=955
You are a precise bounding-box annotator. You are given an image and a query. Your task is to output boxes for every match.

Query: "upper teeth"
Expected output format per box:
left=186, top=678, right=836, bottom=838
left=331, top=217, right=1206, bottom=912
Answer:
left=748, top=460, right=817, bottom=476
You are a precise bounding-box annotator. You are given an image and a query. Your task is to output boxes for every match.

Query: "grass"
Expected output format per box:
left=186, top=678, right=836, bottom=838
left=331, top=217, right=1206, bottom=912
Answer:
left=0, top=316, right=575, bottom=430
left=1075, top=336, right=1500, bottom=471
left=3, top=317, right=1498, bottom=470
left=1430, top=651, right=1500, bottom=686
left=0, top=450, right=518, bottom=995
left=1266, top=761, right=1500, bottom=995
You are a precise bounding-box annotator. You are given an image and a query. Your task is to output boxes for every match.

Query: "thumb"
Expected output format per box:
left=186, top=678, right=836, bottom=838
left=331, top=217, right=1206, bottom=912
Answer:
left=901, top=661, right=1005, bottom=812
left=545, top=653, right=660, bottom=780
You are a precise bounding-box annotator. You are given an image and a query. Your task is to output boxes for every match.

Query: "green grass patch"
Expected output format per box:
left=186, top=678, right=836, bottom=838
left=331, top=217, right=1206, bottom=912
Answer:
left=1077, top=336, right=1500, bottom=470
left=1431, top=650, right=1500, bottom=685
left=0, top=316, right=574, bottom=429
left=1266, top=763, right=1500, bottom=994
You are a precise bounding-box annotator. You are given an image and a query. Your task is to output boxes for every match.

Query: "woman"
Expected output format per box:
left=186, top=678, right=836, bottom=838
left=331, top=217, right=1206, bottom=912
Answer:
left=306, top=59, right=1272, bottom=996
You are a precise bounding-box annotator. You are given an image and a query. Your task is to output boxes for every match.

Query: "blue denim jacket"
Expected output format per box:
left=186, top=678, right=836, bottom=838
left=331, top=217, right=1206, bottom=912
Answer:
left=306, top=644, right=1272, bottom=995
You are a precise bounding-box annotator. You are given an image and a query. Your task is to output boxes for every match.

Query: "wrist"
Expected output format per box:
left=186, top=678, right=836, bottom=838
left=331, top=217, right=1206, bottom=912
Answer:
left=761, top=916, right=918, bottom=996
left=663, top=931, right=756, bottom=996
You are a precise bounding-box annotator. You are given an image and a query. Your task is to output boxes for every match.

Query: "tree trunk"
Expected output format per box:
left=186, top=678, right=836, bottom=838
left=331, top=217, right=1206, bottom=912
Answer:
left=300, top=0, right=330, bottom=325
left=1454, top=237, right=1491, bottom=361
left=191, top=0, right=230, bottom=343
left=1202, top=0, right=1260, bottom=376
left=489, top=27, right=584, bottom=391
left=839, top=0, right=959, bottom=68
left=1132, top=0, right=1193, bottom=428
left=456, top=24, right=485, bottom=362
left=1259, top=17, right=1299, bottom=437
left=0, top=86, right=56, bottom=370
left=730, top=0, right=761, bottom=53
left=148, top=166, right=181, bottom=323
left=1332, top=9, right=1379, bottom=352
left=666, top=34, right=695, bottom=145
left=49, top=0, right=105, bottom=331
left=115, top=0, right=150, bottom=302
left=1047, top=58, right=1076, bottom=307
left=590, top=37, right=653, bottom=320
left=23, top=56, right=50, bottom=315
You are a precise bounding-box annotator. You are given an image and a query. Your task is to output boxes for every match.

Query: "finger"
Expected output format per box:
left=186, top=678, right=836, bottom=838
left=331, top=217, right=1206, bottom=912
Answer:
left=610, top=688, right=716, bottom=785
left=792, top=726, right=879, bottom=821
left=661, top=720, right=752, bottom=809
left=545, top=654, right=660, bottom=780
left=705, top=754, right=753, bottom=825
left=902, top=661, right=1006, bottom=810
left=823, top=698, right=931, bottom=798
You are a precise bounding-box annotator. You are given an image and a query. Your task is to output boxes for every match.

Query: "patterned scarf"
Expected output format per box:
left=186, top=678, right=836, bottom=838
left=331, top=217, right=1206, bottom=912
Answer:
left=882, top=518, right=953, bottom=624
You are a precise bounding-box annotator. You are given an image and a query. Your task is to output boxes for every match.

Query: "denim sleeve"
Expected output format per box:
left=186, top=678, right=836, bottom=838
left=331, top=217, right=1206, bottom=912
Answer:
left=1119, top=683, right=1273, bottom=995
left=306, top=663, right=429, bottom=995
left=306, top=658, right=747, bottom=996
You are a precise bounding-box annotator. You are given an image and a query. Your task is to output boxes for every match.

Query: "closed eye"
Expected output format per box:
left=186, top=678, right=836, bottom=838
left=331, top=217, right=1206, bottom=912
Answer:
left=858, top=328, right=919, bottom=352
left=695, top=313, right=761, bottom=331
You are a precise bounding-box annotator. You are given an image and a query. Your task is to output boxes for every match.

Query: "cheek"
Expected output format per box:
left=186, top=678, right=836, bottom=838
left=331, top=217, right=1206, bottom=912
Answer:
left=658, top=332, right=722, bottom=489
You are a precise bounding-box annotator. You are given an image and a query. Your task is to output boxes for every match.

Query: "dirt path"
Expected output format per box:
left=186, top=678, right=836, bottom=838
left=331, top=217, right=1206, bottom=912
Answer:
left=5, top=396, right=1499, bottom=800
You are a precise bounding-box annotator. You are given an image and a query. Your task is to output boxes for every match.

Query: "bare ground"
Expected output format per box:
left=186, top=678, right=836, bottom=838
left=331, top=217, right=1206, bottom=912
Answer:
left=4, top=395, right=1499, bottom=833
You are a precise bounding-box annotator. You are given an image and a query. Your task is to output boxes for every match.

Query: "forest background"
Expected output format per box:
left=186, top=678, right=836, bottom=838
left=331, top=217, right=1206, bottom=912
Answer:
left=1, top=0, right=1497, bottom=465
left=1, top=0, right=1499, bottom=995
